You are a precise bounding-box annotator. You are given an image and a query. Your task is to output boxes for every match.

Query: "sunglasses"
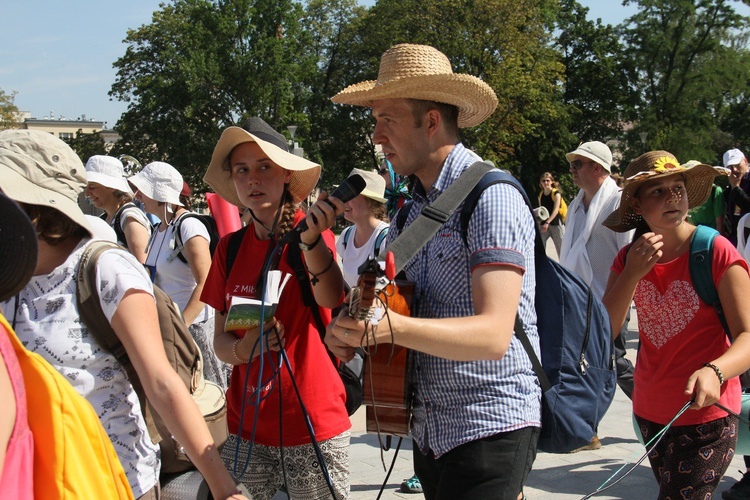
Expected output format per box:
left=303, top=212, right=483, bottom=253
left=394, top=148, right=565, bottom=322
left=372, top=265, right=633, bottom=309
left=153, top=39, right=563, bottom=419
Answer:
left=569, top=160, right=595, bottom=171
left=378, top=168, right=389, bottom=175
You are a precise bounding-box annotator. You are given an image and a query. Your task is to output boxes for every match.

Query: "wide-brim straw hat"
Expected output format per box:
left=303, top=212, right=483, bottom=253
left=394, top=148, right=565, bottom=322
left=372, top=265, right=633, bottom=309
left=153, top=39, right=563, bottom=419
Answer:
left=331, top=44, right=498, bottom=128
left=603, top=150, right=725, bottom=232
left=0, top=192, right=39, bottom=302
left=204, top=118, right=321, bottom=206
left=0, top=129, right=92, bottom=237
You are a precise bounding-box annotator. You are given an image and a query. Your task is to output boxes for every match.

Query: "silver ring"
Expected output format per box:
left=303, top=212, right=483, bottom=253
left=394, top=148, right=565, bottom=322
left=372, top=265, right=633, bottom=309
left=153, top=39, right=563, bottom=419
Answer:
left=344, top=328, right=350, bottom=337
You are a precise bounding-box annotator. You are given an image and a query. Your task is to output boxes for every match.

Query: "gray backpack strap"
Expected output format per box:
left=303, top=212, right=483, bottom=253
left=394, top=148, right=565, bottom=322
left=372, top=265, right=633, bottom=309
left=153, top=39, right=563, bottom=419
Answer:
left=384, top=161, right=495, bottom=274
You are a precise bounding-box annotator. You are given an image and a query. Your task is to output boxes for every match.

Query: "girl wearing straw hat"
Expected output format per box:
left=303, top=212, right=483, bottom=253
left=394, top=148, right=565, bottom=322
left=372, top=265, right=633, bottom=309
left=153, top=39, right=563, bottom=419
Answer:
left=201, top=118, right=350, bottom=499
left=0, top=130, right=247, bottom=500
left=129, top=161, right=230, bottom=392
left=601, top=151, right=750, bottom=498
left=84, top=155, right=152, bottom=263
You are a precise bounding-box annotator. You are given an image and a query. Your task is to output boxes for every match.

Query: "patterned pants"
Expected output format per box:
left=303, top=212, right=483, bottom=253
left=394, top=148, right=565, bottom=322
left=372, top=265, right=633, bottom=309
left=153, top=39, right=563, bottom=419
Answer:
left=221, top=431, right=350, bottom=500
left=189, top=318, right=231, bottom=392
left=635, top=414, right=737, bottom=499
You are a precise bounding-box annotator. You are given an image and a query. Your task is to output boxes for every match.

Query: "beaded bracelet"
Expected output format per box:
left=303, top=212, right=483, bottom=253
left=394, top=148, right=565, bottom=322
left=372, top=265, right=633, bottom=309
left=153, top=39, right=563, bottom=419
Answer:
left=308, top=248, right=335, bottom=285
left=703, top=362, right=725, bottom=385
left=232, top=337, right=249, bottom=365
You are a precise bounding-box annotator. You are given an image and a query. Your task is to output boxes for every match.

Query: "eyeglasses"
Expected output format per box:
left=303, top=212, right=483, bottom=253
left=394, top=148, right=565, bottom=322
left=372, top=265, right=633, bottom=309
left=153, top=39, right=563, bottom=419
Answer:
left=569, top=160, right=595, bottom=171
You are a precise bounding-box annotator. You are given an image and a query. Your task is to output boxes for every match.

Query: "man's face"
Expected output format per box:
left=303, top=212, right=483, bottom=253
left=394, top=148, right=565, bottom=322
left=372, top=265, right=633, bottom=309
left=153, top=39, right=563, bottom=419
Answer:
left=730, top=157, right=749, bottom=177
left=371, top=98, right=430, bottom=178
left=569, top=155, right=600, bottom=190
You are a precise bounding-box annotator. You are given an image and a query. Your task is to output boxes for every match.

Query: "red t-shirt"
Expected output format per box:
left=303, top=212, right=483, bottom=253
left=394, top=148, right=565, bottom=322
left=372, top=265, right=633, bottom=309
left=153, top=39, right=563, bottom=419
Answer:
left=612, top=234, right=747, bottom=426
left=202, top=212, right=350, bottom=446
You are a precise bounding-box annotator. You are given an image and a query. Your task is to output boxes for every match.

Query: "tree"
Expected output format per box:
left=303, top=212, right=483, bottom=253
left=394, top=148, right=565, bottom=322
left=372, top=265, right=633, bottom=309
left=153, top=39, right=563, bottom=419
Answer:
left=0, top=88, right=19, bottom=130
left=66, top=130, right=108, bottom=164
left=110, top=0, right=314, bottom=190
left=620, top=0, right=750, bottom=164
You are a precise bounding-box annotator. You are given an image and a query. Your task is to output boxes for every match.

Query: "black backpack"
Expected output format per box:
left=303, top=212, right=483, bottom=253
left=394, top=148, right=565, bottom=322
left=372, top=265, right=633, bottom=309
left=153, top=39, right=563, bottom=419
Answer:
left=172, top=212, right=220, bottom=263
left=396, top=168, right=617, bottom=453
left=101, top=202, right=140, bottom=246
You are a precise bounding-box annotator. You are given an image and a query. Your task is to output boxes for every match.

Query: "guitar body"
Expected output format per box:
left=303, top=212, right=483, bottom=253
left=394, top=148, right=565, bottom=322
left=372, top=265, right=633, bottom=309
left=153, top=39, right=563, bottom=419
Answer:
left=363, top=280, right=413, bottom=438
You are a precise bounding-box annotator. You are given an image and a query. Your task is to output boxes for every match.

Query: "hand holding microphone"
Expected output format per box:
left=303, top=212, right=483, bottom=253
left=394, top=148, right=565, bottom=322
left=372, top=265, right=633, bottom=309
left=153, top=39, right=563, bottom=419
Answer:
left=279, top=174, right=366, bottom=246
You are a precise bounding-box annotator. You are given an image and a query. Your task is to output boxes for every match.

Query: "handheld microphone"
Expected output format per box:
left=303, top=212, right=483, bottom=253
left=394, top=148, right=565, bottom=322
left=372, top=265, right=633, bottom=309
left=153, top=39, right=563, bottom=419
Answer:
left=278, top=173, right=367, bottom=246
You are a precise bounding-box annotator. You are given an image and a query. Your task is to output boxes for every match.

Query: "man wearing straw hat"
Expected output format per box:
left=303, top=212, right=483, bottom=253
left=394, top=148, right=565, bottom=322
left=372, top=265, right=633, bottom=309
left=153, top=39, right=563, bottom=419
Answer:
left=327, top=43, right=541, bottom=499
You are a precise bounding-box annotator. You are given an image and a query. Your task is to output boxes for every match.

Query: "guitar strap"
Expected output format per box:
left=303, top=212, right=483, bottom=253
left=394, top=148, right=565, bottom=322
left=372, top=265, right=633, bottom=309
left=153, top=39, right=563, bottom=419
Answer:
left=384, top=160, right=496, bottom=274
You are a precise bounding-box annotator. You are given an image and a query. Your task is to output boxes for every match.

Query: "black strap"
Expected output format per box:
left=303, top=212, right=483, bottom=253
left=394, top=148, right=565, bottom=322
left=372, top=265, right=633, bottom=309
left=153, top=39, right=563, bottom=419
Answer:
left=287, top=241, right=327, bottom=338
left=225, top=226, right=249, bottom=278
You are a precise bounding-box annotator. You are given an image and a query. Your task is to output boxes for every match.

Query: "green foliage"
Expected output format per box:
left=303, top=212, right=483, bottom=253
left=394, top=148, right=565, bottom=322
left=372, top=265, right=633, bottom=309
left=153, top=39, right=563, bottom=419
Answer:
left=0, top=88, right=19, bottom=130
left=66, top=130, right=108, bottom=164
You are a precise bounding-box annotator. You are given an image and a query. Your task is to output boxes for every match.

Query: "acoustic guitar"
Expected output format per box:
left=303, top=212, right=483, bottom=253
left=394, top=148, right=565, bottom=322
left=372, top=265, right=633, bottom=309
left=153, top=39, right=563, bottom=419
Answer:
left=347, top=255, right=413, bottom=438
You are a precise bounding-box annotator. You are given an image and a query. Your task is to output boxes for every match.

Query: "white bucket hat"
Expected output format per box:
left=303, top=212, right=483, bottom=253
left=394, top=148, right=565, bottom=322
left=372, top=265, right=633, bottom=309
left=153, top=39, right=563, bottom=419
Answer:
left=129, top=161, right=184, bottom=206
left=566, top=141, right=613, bottom=172
left=0, top=129, right=92, bottom=236
left=85, top=155, right=132, bottom=193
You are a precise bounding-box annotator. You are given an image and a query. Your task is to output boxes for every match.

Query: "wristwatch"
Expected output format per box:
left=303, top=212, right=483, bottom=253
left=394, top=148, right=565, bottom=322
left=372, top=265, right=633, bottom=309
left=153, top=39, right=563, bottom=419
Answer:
left=299, top=234, right=321, bottom=252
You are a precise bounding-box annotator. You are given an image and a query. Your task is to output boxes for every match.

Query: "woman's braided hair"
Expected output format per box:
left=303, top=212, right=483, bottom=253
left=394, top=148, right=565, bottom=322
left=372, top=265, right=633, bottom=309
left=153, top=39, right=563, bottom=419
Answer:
left=273, top=189, right=299, bottom=241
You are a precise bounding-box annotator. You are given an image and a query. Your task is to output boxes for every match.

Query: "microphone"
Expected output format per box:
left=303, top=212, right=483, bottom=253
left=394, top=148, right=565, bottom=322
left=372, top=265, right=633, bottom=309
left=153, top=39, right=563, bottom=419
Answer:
left=278, top=173, right=367, bottom=246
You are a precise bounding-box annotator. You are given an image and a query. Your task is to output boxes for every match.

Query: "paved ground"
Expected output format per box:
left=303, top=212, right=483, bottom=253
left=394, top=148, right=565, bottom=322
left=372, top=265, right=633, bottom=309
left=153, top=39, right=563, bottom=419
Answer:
left=340, top=309, right=747, bottom=499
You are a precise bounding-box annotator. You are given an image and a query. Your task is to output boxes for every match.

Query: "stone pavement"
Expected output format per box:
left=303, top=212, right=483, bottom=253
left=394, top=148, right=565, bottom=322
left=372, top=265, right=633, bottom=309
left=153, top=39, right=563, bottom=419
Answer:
left=341, top=309, right=747, bottom=499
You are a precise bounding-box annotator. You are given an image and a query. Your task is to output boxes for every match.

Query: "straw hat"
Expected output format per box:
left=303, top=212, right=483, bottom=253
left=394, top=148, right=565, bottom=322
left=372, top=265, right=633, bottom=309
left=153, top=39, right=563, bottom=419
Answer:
left=129, top=161, right=184, bottom=206
left=0, top=192, right=38, bottom=302
left=0, top=129, right=92, bottom=236
left=603, top=151, right=724, bottom=232
left=331, top=44, right=498, bottom=128
left=204, top=117, right=321, bottom=206
left=85, top=155, right=132, bottom=193
left=346, top=168, right=386, bottom=203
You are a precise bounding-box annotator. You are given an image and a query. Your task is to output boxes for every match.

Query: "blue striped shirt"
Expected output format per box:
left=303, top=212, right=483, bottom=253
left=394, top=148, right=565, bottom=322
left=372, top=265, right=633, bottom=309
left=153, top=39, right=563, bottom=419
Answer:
left=389, top=143, right=541, bottom=457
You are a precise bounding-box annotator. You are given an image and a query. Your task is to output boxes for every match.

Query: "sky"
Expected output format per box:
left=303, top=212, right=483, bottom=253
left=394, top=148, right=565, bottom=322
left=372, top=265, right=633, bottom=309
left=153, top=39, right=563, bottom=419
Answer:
left=0, top=1, right=742, bottom=129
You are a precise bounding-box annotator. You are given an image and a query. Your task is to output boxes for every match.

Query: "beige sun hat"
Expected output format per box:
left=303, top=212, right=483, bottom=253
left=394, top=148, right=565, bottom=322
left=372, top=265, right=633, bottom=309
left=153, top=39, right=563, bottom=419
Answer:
left=346, top=168, right=386, bottom=203
left=603, top=150, right=724, bottom=232
left=331, top=43, right=498, bottom=128
left=204, top=117, right=321, bottom=207
left=0, top=129, right=92, bottom=236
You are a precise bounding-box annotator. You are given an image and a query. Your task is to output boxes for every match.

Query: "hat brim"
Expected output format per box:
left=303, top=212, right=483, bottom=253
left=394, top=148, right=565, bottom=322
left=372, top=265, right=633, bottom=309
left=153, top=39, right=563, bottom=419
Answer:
left=566, top=149, right=611, bottom=172
left=0, top=193, right=39, bottom=302
left=603, top=164, right=721, bottom=232
left=204, top=127, right=321, bottom=207
left=331, top=74, right=498, bottom=128
left=86, top=171, right=132, bottom=194
left=0, top=167, right=92, bottom=237
left=128, top=174, right=183, bottom=207
left=361, top=188, right=387, bottom=204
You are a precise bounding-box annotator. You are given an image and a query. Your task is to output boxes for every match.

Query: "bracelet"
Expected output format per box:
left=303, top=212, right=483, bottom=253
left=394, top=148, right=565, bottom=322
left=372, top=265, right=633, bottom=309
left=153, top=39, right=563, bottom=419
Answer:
left=232, top=337, right=249, bottom=365
left=308, top=249, right=335, bottom=285
left=299, top=234, right=321, bottom=252
left=703, top=362, right=725, bottom=385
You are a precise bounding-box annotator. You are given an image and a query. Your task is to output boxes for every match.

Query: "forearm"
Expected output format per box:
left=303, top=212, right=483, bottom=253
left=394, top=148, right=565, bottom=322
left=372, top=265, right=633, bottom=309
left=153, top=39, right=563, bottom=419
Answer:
left=709, top=332, right=750, bottom=381
left=182, top=286, right=206, bottom=326
left=301, top=238, right=344, bottom=309
left=730, top=186, right=750, bottom=212
left=379, top=311, right=513, bottom=361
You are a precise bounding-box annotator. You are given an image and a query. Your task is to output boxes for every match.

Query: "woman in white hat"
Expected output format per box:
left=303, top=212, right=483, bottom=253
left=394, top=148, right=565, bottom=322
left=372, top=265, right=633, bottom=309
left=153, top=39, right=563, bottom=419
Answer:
left=129, top=161, right=229, bottom=391
left=0, top=130, right=247, bottom=500
left=202, top=117, right=350, bottom=499
left=336, top=168, right=389, bottom=288
left=84, top=155, right=152, bottom=263
left=601, top=151, right=750, bottom=498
